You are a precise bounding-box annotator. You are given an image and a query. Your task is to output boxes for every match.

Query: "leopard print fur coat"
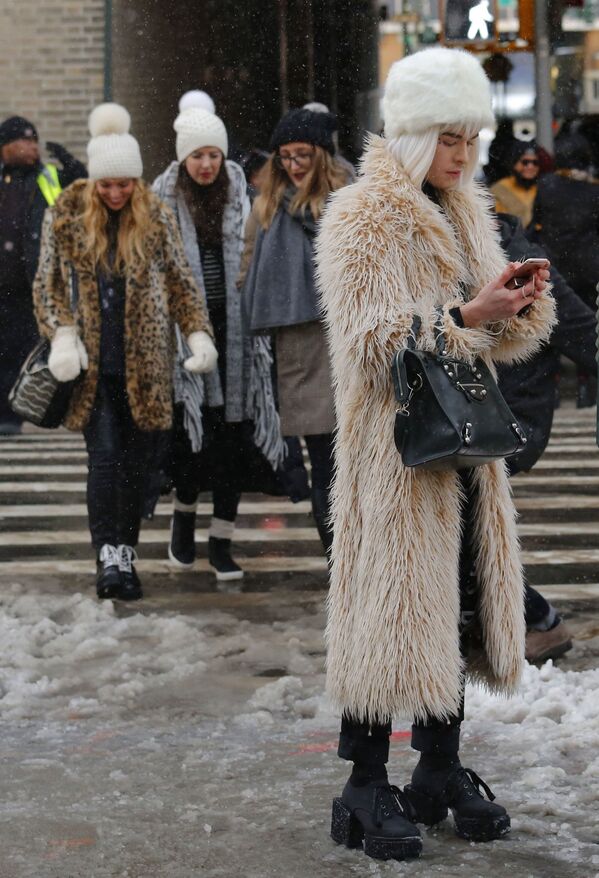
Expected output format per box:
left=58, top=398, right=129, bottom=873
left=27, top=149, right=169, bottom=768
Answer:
left=33, top=180, right=212, bottom=432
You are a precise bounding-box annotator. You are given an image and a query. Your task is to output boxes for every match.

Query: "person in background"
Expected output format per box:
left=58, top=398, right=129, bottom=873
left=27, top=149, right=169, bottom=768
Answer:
left=490, top=139, right=540, bottom=228
left=240, top=108, right=351, bottom=558
left=531, top=132, right=599, bottom=408
left=482, top=118, right=514, bottom=186
left=495, top=212, right=594, bottom=663
left=0, top=116, right=87, bottom=434
left=33, top=103, right=216, bottom=602
left=153, top=98, right=283, bottom=583
left=239, top=148, right=270, bottom=201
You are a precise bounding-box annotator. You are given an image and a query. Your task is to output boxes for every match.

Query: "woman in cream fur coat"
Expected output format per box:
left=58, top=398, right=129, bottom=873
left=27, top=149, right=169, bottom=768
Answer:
left=315, top=48, right=555, bottom=862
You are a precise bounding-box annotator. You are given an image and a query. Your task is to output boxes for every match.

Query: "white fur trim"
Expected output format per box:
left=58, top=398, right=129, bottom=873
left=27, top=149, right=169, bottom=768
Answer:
left=209, top=518, right=235, bottom=540
left=382, top=47, right=494, bottom=139
left=179, top=90, right=215, bottom=115
left=174, top=107, right=228, bottom=162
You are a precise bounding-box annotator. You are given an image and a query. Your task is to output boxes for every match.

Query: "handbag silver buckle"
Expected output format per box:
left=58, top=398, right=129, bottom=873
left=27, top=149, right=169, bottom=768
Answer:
left=395, top=373, right=422, bottom=417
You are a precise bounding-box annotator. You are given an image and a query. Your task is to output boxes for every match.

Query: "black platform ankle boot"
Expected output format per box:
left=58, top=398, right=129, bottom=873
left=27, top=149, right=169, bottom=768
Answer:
left=332, top=776, right=422, bottom=861
left=404, top=723, right=510, bottom=842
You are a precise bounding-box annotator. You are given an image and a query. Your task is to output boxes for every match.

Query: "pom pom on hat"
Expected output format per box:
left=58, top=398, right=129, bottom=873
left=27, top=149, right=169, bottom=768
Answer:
left=88, top=102, right=131, bottom=138
left=174, top=106, right=228, bottom=162
left=86, top=102, right=143, bottom=180
left=179, top=90, right=216, bottom=115
left=382, top=47, right=494, bottom=139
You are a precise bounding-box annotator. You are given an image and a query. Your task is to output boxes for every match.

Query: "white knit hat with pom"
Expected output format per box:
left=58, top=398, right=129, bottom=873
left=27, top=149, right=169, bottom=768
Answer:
left=174, top=100, right=228, bottom=163
left=87, top=103, right=143, bottom=180
left=179, top=89, right=216, bottom=115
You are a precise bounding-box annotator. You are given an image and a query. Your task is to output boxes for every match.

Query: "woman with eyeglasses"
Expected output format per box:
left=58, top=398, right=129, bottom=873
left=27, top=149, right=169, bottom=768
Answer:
left=240, top=108, right=352, bottom=556
left=490, top=140, right=540, bottom=228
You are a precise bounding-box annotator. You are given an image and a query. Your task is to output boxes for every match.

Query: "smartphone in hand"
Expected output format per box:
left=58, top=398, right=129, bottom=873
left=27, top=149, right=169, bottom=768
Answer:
left=505, top=258, right=550, bottom=290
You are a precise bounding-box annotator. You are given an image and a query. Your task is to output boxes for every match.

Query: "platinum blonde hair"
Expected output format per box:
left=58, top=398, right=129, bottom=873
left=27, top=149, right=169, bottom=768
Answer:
left=387, top=125, right=481, bottom=188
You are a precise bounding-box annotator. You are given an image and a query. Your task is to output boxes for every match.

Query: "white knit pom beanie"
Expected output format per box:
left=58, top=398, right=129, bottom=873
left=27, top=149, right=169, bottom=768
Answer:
left=174, top=106, right=228, bottom=162
left=87, top=103, right=143, bottom=180
left=382, top=48, right=494, bottom=139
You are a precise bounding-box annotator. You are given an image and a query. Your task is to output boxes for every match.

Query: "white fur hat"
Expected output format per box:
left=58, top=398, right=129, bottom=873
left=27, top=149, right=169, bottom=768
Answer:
left=87, top=103, right=143, bottom=180
left=179, top=89, right=216, bottom=115
left=382, top=48, right=494, bottom=139
left=174, top=106, right=228, bottom=162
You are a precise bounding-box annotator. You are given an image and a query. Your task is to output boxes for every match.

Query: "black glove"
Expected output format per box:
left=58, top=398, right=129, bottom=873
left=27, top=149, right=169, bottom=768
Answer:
left=45, top=141, right=73, bottom=165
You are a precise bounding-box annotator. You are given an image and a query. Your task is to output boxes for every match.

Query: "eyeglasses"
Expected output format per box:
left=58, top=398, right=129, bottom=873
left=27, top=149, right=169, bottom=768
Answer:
left=520, top=159, right=539, bottom=167
left=275, top=150, right=314, bottom=168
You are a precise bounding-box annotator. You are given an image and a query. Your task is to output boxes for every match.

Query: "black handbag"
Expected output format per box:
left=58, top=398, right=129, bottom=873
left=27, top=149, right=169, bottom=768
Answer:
left=391, top=313, right=528, bottom=470
left=9, top=264, right=81, bottom=429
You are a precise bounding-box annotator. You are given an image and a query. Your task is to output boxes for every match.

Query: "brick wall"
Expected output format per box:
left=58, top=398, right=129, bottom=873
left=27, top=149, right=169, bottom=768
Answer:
left=0, top=0, right=105, bottom=167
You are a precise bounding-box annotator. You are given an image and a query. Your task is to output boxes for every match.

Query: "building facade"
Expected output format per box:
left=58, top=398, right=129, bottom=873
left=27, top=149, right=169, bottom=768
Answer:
left=0, top=0, right=378, bottom=178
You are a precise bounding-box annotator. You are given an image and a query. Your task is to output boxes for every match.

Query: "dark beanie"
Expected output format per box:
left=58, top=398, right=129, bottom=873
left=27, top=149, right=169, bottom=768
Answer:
left=0, top=116, right=38, bottom=147
left=554, top=133, right=592, bottom=171
left=270, top=108, right=337, bottom=155
left=511, top=139, right=537, bottom=165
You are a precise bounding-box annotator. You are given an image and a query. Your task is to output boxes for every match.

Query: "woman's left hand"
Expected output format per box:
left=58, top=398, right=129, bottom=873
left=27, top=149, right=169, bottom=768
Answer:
left=184, top=331, right=218, bottom=374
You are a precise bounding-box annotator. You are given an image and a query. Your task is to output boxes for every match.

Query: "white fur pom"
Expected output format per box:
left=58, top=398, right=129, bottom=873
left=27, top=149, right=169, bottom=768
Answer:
left=88, top=103, right=131, bottom=138
left=178, top=90, right=215, bottom=115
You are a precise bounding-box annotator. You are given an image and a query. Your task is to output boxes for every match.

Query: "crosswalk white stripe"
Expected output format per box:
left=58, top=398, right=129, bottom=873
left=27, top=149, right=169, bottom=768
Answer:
left=0, top=501, right=312, bottom=517
left=0, top=527, right=320, bottom=546
left=0, top=451, right=88, bottom=460
left=0, top=465, right=86, bottom=474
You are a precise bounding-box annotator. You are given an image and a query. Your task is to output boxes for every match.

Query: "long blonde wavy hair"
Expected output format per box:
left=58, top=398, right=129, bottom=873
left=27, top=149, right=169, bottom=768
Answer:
left=80, top=179, right=153, bottom=273
left=254, top=146, right=348, bottom=229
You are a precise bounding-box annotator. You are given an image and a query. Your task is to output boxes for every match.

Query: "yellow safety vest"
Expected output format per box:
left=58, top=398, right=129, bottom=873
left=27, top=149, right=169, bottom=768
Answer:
left=36, top=164, right=62, bottom=206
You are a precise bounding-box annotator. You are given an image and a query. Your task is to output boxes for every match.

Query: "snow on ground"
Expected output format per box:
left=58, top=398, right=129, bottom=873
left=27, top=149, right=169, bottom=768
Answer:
left=0, top=585, right=598, bottom=877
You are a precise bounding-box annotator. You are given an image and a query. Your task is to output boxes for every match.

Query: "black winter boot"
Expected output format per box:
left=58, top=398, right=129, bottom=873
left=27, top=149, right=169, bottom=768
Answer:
left=168, top=507, right=196, bottom=569
left=405, top=723, right=510, bottom=842
left=332, top=778, right=422, bottom=861
left=208, top=537, right=243, bottom=582
left=96, top=544, right=121, bottom=600
left=116, top=545, right=143, bottom=601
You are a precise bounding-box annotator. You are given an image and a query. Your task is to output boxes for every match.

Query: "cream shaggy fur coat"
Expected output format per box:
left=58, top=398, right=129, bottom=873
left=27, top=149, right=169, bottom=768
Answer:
left=315, top=137, right=556, bottom=724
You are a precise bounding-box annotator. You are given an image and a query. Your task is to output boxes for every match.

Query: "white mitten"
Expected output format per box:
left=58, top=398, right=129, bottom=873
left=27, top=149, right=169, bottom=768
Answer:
left=48, top=326, right=89, bottom=382
left=184, top=331, right=218, bottom=374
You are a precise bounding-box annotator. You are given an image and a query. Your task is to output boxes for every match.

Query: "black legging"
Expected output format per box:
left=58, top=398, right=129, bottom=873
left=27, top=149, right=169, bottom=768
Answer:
left=171, top=405, right=242, bottom=522
left=84, top=375, right=154, bottom=550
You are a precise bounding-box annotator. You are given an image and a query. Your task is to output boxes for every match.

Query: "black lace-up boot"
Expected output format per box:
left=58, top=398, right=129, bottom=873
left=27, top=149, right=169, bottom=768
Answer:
left=332, top=779, right=422, bottom=860
left=332, top=715, right=421, bottom=860
left=404, top=722, right=510, bottom=842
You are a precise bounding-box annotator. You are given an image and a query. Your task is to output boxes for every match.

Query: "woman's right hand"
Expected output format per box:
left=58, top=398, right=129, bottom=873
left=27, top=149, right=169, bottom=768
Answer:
left=460, top=262, right=550, bottom=328
left=48, top=326, right=89, bottom=382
